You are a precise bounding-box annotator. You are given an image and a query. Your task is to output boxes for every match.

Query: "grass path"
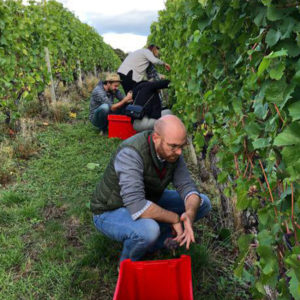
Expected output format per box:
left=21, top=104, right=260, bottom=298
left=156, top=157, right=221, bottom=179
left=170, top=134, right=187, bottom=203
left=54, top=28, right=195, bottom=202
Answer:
left=0, top=103, right=249, bottom=299
left=1, top=106, right=123, bottom=299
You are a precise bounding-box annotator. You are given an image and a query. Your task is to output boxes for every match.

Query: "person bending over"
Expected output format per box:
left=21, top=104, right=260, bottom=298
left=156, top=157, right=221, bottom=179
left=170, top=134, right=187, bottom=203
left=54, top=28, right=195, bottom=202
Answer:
left=132, top=79, right=172, bottom=132
left=118, top=44, right=171, bottom=94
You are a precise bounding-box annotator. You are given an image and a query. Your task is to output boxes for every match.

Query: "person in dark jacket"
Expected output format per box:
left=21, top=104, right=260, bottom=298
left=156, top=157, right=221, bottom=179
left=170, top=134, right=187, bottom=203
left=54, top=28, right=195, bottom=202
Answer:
left=132, top=79, right=172, bottom=132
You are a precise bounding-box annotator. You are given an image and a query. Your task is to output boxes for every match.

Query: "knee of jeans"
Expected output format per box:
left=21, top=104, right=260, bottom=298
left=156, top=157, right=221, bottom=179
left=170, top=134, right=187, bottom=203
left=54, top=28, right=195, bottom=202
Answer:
left=200, top=194, right=212, bottom=214
left=93, top=214, right=104, bottom=231
left=139, top=220, right=160, bottom=245
left=101, top=103, right=110, bottom=113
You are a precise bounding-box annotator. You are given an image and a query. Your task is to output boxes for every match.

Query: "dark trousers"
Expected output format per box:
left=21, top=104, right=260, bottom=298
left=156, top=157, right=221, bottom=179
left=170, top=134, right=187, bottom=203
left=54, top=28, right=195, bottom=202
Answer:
left=118, top=70, right=136, bottom=94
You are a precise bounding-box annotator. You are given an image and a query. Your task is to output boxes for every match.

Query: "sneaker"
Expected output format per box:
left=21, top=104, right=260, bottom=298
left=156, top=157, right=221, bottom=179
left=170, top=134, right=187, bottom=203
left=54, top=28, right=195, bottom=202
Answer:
left=99, top=129, right=108, bottom=136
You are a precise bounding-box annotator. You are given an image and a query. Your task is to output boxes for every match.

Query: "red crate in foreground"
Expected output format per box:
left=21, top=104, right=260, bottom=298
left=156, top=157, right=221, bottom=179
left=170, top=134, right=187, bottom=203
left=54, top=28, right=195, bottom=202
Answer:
left=113, top=255, right=194, bottom=300
left=108, top=114, right=136, bottom=140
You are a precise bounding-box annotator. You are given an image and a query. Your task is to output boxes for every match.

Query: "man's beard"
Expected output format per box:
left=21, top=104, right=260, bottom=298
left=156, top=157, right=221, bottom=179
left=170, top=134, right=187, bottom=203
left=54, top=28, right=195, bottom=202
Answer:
left=156, top=142, right=179, bottom=163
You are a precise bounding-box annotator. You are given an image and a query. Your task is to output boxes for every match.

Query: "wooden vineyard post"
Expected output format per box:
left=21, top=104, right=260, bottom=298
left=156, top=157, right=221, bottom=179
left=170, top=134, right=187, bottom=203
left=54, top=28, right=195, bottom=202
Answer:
left=77, top=60, right=83, bottom=89
left=44, top=47, right=56, bottom=104
left=94, top=64, right=97, bottom=77
left=187, top=136, right=198, bottom=166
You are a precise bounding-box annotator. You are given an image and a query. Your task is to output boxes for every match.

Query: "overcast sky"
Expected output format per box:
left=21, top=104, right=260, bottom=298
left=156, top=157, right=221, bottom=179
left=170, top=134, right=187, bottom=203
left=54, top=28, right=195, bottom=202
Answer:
left=57, top=0, right=166, bottom=53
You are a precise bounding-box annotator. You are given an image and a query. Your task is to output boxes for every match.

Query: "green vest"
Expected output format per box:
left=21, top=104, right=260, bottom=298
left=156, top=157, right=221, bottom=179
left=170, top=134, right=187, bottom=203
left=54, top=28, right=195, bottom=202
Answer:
left=90, top=131, right=179, bottom=214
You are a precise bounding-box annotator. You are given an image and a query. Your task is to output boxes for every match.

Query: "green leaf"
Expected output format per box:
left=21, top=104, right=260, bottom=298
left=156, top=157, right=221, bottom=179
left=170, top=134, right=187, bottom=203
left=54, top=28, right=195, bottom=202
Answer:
left=258, top=208, right=274, bottom=226
left=266, top=50, right=288, bottom=59
left=232, top=98, right=243, bottom=114
left=293, top=70, right=300, bottom=84
left=287, top=269, right=300, bottom=300
left=198, top=0, right=208, bottom=7
left=261, top=0, right=271, bottom=6
left=252, top=137, right=271, bottom=149
left=257, top=58, right=270, bottom=77
left=244, top=122, right=262, bottom=139
left=282, top=146, right=300, bottom=180
left=197, top=63, right=203, bottom=76
left=276, top=40, right=300, bottom=58
left=194, top=131, right=205, bottom=152
left=253, top=102, right=269, bottom=120
left=286, top=160, right=300, bottom=181
left=265, top=79, right=287, bottom=106
left=86, top=163, right=100, bottom=170
left=265, top=29, right=281, bottom=47
left=269, top=62, right=285, bottom=80
left=280, top=17, right=296, bottom=39
left=234, top=234, right=253, bottom=277
left=288, top=101, right=300, bottom=121
left=236, top=186, right=249, bottom=210
left=193, top=30, right=201, bottom=43
left=257, top=230, right=273, bottom=247
left=274, top=122, right=300, bottom=146
left=267, top=6, right=285, bottom=21
left=254, top=7, right=267, bottom=26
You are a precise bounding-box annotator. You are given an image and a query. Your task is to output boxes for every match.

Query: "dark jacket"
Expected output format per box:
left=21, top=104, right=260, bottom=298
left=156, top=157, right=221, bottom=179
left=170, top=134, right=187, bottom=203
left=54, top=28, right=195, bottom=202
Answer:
left=132, top=80, right=170, bottom=119
left=90, top=130, right=179, bottom=215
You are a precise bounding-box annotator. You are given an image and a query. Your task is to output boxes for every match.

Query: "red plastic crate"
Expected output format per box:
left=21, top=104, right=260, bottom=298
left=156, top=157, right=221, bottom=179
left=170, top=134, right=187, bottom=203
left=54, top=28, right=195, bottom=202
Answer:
left=113, top=255, right=194, bottom=300
left=108, top=114, right=137, bottom=140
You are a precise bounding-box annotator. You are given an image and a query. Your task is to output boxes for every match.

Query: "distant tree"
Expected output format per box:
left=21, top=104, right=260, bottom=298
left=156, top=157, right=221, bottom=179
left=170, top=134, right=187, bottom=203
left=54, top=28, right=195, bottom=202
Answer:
left=114, top=48, right=127, bottom=62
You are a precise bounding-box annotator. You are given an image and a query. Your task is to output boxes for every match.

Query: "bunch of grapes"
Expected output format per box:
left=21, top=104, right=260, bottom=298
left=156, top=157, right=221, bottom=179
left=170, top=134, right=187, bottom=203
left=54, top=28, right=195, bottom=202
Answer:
left=164, top=237, right=179, bottom=256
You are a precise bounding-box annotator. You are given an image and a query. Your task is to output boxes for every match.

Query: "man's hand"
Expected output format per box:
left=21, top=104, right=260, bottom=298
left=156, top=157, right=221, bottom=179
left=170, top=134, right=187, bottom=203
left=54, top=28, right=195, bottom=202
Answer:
left=171, top=220, right=184, bottom=239
left=174, top=212, right=195, bottom=250
left=164, top=63, right=171, bottom=71
left=124, top=91, right=133, bottom=103
left=111, top=92, right=133, bottom=111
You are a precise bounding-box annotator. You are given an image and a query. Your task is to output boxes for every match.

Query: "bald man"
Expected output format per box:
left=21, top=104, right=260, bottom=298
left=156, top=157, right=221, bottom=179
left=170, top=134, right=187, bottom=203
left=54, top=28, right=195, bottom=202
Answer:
left=91, top=115, right=211, bottom=263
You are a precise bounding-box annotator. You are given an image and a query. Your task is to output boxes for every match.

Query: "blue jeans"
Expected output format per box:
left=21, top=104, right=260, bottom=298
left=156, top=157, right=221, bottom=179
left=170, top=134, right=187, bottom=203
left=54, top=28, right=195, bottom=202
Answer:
left=91, top=103, right=110, bottom=131
left=93, top=190, right=211, bottom=263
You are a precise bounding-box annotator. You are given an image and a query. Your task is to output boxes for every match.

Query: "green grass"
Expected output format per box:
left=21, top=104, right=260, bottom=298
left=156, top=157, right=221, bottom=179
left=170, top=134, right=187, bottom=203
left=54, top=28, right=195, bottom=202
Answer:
left=0, top=101, right=250, bottom=299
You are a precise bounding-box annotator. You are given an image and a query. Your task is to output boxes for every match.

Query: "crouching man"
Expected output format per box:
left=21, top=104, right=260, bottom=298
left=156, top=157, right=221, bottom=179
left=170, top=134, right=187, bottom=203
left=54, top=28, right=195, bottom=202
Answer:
left=91, top=115, right=211, bottom=263
left=89, top=73, right=132, bottom=134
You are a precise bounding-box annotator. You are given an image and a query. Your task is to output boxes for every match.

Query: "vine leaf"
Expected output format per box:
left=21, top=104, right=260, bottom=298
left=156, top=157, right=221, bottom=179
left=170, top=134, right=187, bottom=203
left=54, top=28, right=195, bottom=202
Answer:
left=287, top=269, right=300, bottom=300
left=269, top=62, right=285, bottom=80
left=265, top=29, right=281, bottom=47
left=288, top=101, right=300, bottom=121
left=252, top=138, right=271, bottom=149
left=274, top=122, right=300, bottom=146
left=267, top=6, right=285, bottom=21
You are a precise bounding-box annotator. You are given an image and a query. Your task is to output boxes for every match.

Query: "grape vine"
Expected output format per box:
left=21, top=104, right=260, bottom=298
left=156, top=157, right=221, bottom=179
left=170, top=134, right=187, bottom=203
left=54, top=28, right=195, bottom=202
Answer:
left=149, top=0, right=300, bottom=298
left=0, top=0, right=120, bottom=122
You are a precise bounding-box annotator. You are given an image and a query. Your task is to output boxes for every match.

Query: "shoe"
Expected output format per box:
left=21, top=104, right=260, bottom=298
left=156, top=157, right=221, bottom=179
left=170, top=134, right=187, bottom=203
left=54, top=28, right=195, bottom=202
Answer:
left=99, top=129, right=108, bottom=136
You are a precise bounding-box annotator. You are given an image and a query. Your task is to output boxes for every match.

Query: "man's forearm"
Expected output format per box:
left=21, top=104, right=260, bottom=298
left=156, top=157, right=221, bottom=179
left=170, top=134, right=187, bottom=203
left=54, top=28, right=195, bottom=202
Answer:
left=139, top=202, right=180, bottom=224
left=111, top=98, right=127, bottom=111
left=185, top=194, right=202, bottom=222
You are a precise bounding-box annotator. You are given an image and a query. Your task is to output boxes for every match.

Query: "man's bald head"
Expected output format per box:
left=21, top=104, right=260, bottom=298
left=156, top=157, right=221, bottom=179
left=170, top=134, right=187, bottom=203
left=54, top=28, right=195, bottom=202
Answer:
left=152, top=115, right=187, bottom=162
left=154, top=115, right=186, bottom=139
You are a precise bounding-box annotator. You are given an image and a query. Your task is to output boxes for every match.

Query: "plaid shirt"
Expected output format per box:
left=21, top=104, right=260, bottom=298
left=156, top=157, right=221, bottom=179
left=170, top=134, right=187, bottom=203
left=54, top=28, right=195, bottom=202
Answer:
left=89, top=81, right=124, bottom=120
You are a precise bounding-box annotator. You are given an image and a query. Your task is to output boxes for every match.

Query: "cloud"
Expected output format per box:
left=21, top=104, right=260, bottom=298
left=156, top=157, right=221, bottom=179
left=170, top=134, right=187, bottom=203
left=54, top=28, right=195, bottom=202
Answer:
left=102, top=33, right=147, bottom=53
left=56, top=0, right=165, bottom=52
left=59, top=0, right=165, bottom=17
left=87, top=10, right=158, bottom=36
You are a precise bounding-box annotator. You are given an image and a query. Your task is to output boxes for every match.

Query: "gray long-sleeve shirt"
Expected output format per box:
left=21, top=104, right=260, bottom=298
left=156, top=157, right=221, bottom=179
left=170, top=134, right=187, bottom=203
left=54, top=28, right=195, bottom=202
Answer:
left=114, top=147, right=201, bottom=220
left=89, top=81, right=124, bottom=120
left=118, top=48, right=165, bottom=82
